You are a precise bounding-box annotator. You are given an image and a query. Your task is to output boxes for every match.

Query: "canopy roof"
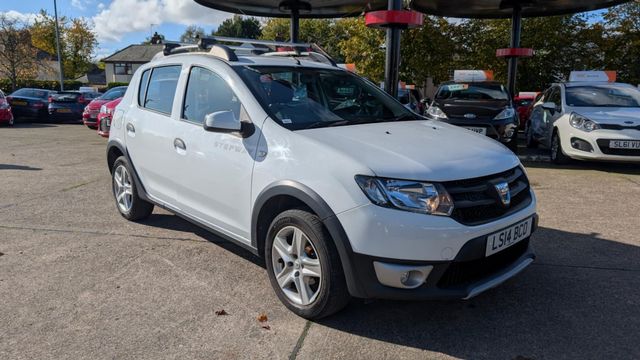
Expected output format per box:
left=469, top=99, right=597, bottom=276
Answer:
left=410, top=0, right=631, bottom=19
left=193, top=0, right=387, bottom=18
left=195, top=0, right=630, bottom=19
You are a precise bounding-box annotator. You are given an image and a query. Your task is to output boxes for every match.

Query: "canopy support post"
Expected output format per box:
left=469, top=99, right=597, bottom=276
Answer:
left=507, top=4, right=522, bottom=97
left=290, top=6, right=300, bottom=43
left=384, top=0, right=403, bottom=98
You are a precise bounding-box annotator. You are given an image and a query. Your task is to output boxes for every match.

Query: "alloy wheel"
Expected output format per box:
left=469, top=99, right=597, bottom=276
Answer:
left=113, top=165, right=133, bottom=213
left=271, top=226, right=322, bottom=306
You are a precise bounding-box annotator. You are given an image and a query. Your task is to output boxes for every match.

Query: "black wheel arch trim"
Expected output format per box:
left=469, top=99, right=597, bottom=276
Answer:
left=106, top=140, right=150, bottom=203
left=252, top=180, right=367, bottom=298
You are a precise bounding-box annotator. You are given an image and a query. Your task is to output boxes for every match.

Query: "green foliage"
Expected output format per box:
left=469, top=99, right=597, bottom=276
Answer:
left=107, top=82, right=129, bottom=89
left=215, top=15, right=261, bottom=39
left=0, top=79, right=83, bottom=94
left=180, top=25, right=205, bottom=43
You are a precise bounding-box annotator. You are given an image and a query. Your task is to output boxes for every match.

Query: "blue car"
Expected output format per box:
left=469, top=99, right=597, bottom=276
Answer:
left=48, top=92, right=86, bottom=123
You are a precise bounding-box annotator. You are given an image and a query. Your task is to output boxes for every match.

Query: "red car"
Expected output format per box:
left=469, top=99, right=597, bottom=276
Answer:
left=0, top=90, right=14, bottom=126
left=514, top=92, right=539, bottom=130
left=97, top=97, right=122, bottom=138
left=82, top=86, right=127, bottom=129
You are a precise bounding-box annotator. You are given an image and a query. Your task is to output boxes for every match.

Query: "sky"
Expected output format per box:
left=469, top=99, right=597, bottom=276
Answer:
left=0, top=0, right=234, bottom=60
left=1, top=1, right=608, bottom=61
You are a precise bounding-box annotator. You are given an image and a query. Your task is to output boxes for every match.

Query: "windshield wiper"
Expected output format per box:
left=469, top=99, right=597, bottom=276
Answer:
left=383, top=114, right=423, bottom=122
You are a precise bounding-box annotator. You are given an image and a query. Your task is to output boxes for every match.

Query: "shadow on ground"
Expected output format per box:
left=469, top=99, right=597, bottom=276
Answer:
left=312, top=226, right=640, bottom=359
left=0, top=164, right=42, bottom=171
left=141, top=213, right=265, bottom=267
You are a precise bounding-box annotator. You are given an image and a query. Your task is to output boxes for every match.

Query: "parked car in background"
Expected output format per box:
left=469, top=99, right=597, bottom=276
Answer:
left=0, top=90, right=14, bottom=126
left=47, top=92, right=86, bottom=123
left=79, top=91, right=102, bottom=105
left=398, top=88, right=425, bottom=114
left=426, top=74, right=519, bottom=152
left=6, top=88, right=56, bottom=121
left=526, top=72, right=640, bottom=163
left=97, top=97, right=122, bottom=137
left=514, top=92, right=538, bottom=130
left=83, top=86, right=127, bottom=128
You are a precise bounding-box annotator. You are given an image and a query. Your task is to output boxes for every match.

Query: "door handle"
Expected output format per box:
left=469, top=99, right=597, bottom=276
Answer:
left=173, top=138, right=186, bottom=151
left=126, top=123, right=135, bottom=133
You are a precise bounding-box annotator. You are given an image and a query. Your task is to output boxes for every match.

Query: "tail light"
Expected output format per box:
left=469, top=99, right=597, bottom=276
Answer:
left=48, top=96, right=53, bottom=103
left=6, top=96, right=12, bottom=103
left=32, top=102, right=44, bottom=108
left=78, top=95, right=85, bottom=103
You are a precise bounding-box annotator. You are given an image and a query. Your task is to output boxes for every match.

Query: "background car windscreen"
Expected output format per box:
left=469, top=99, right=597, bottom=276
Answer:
left=566, top=85, right=640, bottom=107
left=436, top=83, right=509, bottom=101
left=236, top=66, right=416, bottom=130
left=100, top=87, right=126, bottom=101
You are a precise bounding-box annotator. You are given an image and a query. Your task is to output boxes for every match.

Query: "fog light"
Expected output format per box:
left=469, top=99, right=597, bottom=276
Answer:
left=570, top=137, right=594, bottom=152
left=373, top=262, right=433, bottom=289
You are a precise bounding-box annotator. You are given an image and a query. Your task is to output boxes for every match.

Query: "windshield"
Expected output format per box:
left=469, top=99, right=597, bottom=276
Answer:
left=235, top=66, right=419, bottom=130
left=566, top=84, right=640, bottom=108
left=100, top=87, right=126, bottom=101
left=11, top=88, right=50, bottom=99
left=436, top=83, right=509, bottom=101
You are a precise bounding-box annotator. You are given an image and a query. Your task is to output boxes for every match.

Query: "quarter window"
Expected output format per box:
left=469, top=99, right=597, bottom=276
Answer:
left=144, top=65, right=181, bottom=115
left=182, top=66, right=242, bottom=124
left=138, top=70, right=150, bottom=106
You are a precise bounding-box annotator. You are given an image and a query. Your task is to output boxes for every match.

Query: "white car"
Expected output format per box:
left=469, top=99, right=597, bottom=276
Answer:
left=107, top=37, right=538, bottom=319
left=526, top=81, right=640, bottom=163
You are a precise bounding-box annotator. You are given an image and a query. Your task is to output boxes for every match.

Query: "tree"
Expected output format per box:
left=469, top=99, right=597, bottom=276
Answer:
left=0, top=14, right=39, bottom=90
left=30, top=9, right=65, bottom=57
left=180, top=25, right=205, bottom=43
left=603, top=1, right=640, bottom=85
left=261, top=18, right=346, bottom=61
left=215, top=15, right=261, bottom=39
left=64, top=18, right=97, bottom=79
left=334, top=18, right=385, bottom=82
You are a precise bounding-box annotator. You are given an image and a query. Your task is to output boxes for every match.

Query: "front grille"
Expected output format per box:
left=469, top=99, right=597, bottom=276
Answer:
left=444, top=167, right=532, bottom=226
left=596, top=139, right=640, bottom=156
left=438, top=238, right=529, bottom=288
left=600, top=123, right=640, bottom=131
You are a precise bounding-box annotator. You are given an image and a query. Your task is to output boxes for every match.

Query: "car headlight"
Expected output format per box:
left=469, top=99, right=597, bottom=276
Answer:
left=426, top=105, right=448, bottom=120
left=100, top=105, right=107, bottom=114
left=570, top=112, right=600, bottom=132
left=355, top=175, right=454, bottom=216
left=494, top=107, right=516, bottom=120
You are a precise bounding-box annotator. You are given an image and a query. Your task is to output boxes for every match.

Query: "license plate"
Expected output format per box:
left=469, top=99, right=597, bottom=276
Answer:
left=485, top=217, right=533, bottom=256
left=465, top=127, right=487, bottom=135
left=609, top=140, right=640, bottom=149
left=13, top=100, right=27, bottom=106
left=57, top=108, right=71, bottom=113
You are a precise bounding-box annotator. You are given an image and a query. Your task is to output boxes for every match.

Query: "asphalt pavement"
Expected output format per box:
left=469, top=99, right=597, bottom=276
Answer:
left=1, top=123, right=639, bottom=359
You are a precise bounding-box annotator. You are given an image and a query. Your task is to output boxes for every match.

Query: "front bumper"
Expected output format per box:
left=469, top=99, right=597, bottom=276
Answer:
left=437, top=116, right=519, bottom=145
left=335, top=196, right=538, bottom=299
left=561, top=128, right=640, bottom=162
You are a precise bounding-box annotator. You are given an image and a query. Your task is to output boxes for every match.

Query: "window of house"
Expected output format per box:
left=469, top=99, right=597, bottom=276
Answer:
left=143, top=65, right=181, bottom=115
left=114, top=63, right=132, bottom=75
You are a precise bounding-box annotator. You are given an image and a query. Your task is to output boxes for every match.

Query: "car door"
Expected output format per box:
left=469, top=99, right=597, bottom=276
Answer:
left=173, top=65, right=263, bottom=242
left=123, top=65, right=183, bottom=208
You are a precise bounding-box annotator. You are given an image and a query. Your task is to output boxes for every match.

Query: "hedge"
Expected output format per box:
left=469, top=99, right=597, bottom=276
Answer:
left=0, top=79, right=84, bottom=94
left=107, top=82, right=129, bottom=89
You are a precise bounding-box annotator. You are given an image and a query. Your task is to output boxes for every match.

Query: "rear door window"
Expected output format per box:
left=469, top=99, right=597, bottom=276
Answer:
left=143, top=65, right=181, bottom=115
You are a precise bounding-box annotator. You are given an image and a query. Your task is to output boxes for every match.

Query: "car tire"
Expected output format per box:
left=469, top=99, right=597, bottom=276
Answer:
left=265, top=209, right=350, bottom=319
left=550, top=130, right=571, bottom=164
left=111, top=156, right=154, bottom=221
left=525, top=125, right=538, bottom=148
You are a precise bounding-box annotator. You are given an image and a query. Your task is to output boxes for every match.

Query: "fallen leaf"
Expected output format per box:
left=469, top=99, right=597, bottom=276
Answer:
left=261, top=325, right=271, bottom=330
left=257, top=313, right=268, bottom=322
left=215, top=309, right=228, bottom=316
left=0, top=252, right=4, bottom=256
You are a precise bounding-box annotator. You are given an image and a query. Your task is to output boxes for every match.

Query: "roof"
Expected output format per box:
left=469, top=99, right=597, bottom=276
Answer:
left=194, top=0, right=387, bottom=18
left=562, top=82, right=634, bottom=88
left=193, top=0, right=630, bottom=19
left=410, top=0, right=631, bottom=19
left=148, top=51, right=341, bottom=70
left=102, top=44, right=164, bottom=63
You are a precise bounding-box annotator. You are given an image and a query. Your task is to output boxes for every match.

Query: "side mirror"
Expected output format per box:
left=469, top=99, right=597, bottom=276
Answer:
left=421, top=98, right=431, bottom=104
left=542, top=102, right=557, bottom=112
left=203, top=110, right=241, bottom=133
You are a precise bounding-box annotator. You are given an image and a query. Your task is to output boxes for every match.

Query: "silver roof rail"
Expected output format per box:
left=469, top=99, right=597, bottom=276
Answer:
left=155, top=36, right=336, bottom=66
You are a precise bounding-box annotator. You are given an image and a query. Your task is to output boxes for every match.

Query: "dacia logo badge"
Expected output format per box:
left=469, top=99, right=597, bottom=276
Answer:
left=464, top=113, right=476, bottom=119
left=494, top=182, right=511, bottom=207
